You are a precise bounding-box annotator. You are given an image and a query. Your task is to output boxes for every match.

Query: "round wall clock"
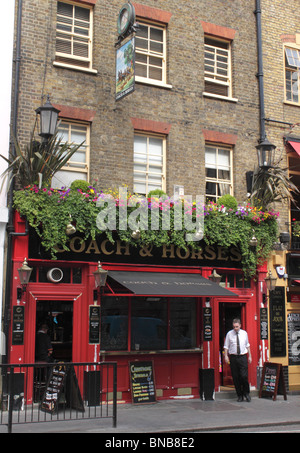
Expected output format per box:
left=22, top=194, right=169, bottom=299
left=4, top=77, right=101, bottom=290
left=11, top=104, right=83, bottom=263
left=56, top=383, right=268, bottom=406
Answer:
left=117, top=3, right=135, bottom=37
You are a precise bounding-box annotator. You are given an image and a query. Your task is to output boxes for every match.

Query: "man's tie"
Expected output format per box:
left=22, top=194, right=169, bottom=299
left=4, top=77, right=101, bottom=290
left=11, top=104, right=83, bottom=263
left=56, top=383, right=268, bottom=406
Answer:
left=236, top=332, right=240, bottom=355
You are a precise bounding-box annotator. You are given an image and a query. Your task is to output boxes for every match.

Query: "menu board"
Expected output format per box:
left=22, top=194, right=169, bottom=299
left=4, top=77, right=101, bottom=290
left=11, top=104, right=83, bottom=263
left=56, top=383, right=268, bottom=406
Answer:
left=12, top=306, right=25, bottom=345
left=259, top=362, right=287, bottom=401
left=288, top=312, right=300, bottom=365
left=203, top=307, right=212, bottom=341
left=89, top=305, right=100, bottom=344
left=41, top=364, right=84, bottom=413
left=270, top=287, right=286, bottom=357
left=129, top=361, right=156, bottom=404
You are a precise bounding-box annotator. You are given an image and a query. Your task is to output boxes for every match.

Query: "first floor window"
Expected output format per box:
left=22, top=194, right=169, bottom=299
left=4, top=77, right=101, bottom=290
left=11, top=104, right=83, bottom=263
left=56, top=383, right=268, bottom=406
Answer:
left=51, top=121, right=89, bottom=189
left=285, top=46, right=300, bottom=104
left=205, top=144, right=233, bottom=201
left=135, top=21, right=167, bottom=84
left=101, top=297, right=197, bottom=352
left=55, top=1, right=93, bottom=70
left=134, top=134, right=166, bottom=195
left=204, top=37, right=231, bottom=98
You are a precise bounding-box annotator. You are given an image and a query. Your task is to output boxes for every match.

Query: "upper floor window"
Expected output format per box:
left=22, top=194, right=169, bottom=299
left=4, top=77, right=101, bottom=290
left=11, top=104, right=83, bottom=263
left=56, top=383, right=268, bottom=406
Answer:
left=135, top=21, right=167, bottom=85
left=52, top=121, right=90, bottom=188
left=204, top=37, right=232, bottom=98
left=285, top=46, right=300, bottom=104
left=55, top=1, right=95, bottom=72
left=205, top=144, right=233, bottom=202
left=133, top=134, right=166, bottom=195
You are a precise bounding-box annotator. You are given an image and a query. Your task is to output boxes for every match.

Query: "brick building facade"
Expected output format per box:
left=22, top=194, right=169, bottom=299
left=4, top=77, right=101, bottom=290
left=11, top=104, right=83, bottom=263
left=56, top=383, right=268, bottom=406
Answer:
left=6, top=0, right=300, bottom=401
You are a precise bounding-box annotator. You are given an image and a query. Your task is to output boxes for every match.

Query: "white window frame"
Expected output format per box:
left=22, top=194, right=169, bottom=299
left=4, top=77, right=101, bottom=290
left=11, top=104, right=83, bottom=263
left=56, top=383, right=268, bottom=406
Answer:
left=203, top=37, right=237, bottom=102
left=52, top=120, right=90, bottom=188
left=133, top=133, right=166, bottom=195
left=284, top=45, right=300, bottom=105
left=205, top=144, right=233, bottom=202
left=135, top=20, right=171, bottom=88
left=54, top=0, right=97, bottom=74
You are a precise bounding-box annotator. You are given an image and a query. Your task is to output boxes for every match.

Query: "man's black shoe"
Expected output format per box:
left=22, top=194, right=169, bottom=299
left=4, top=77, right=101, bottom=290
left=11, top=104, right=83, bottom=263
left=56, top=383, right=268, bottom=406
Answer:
left=237, top=396, right=243, bottom=402
left=244, top=394, right=251, bottom=402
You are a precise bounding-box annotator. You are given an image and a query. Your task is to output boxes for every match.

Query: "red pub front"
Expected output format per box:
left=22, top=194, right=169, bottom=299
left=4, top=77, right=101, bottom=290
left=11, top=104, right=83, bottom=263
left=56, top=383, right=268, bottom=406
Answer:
left=8, top=212, right=264, bottom=403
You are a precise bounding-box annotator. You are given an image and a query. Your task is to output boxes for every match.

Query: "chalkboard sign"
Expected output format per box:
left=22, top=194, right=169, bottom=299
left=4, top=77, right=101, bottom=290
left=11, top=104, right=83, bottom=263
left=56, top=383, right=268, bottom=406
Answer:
left=259, top=362, right=287, bottom=401
left=288, top=312, right=300, bottom=365
left=270, top=287, right=286, bottom=357
left=129, top=361, right=156, bottom=404
left=41, top=363, right=84, bottom=413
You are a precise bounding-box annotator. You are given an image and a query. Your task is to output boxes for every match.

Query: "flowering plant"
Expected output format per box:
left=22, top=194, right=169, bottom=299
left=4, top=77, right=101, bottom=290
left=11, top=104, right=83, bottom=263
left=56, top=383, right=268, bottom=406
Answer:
left=13, top=185, right=279, bottom=278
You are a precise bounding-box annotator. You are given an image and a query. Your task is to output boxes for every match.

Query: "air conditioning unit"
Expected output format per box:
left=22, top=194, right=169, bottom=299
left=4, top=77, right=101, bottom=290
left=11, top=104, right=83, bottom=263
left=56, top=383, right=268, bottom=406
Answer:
left=47, top=268, right=64, bottom=283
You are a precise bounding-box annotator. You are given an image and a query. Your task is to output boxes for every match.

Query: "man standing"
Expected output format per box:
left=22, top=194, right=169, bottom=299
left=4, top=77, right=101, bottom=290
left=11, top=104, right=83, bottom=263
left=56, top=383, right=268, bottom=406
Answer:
left=224, top=318, right=252, bottom=402
left=35, top=324, right=53, bottom=363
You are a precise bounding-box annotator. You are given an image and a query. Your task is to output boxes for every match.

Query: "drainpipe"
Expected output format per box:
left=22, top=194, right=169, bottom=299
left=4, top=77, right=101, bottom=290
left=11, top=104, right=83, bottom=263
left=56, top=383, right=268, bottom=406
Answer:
left=3, top=0, right=28, bottom=364
left=254, top=0, right=266, bottom=143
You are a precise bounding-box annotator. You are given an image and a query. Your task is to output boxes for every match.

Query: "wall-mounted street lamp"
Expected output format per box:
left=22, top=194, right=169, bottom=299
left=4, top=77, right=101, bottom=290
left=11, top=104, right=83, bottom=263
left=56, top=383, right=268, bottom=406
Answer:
left=256, top=137, right=276, bottom=169
left=17, top=258, right=33, bottom=296
left=264, top=269, right=277, bottom=292
left=35, top=95, right=60, bottom=139
left=93, top=261, right=108, bottom=290
left=208, top=269, right=222, bottom=285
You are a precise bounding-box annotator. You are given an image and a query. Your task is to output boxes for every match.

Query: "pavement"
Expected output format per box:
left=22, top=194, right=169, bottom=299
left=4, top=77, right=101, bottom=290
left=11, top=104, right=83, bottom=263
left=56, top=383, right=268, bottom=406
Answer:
left=2, top=390, right=300, bottom=434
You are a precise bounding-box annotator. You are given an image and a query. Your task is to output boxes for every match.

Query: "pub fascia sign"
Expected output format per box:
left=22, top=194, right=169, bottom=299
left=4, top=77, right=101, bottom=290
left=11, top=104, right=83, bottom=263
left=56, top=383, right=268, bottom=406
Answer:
left=54, top=236, right=242, bottom=265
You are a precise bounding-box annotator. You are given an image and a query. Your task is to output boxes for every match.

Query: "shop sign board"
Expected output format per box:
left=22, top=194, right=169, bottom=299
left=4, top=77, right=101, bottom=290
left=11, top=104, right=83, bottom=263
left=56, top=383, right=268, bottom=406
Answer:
left=269, top=287, right=286, bottom=357
left=129, top=360, right=156, bottom=404
left=288, top=312, right=300, bottom=365
left=259, top=362, right=287, bottom=401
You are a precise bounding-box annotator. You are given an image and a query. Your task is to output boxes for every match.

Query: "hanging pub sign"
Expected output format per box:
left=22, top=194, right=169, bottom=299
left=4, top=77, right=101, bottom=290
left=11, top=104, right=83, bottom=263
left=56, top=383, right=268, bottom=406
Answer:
left=116, top=37, right=135, bottom=101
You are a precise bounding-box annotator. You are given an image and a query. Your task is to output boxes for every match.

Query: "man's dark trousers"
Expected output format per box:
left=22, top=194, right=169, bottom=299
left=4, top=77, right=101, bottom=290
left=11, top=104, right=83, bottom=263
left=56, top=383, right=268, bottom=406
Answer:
left=229, top=354, right=249, bottom=397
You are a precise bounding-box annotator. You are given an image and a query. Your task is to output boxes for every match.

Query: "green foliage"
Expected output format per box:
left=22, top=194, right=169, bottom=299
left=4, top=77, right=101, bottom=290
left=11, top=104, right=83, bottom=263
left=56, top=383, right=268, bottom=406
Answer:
left=0, top=125, right=83, bottom=191
left=13, top=187, right=279, bottom=278
left=217, top=194, right=238, bottom=211
left=70, top=179, right=90, bottom=192
left=147, top=189, right=167, bottom=198
left=250, top=162, right=299, bottom=210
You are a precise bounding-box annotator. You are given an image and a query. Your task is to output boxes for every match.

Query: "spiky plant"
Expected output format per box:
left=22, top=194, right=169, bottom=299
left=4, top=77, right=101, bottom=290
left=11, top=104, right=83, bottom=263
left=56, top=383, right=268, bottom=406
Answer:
left=250, top=159, right=299, bottom=210
left=0, top=125, right=83, bottom=190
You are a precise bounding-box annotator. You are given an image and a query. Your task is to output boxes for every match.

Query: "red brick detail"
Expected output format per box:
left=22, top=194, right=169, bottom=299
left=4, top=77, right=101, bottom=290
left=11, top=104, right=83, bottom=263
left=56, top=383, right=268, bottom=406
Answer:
left=201, top=21, right=236, bottom=41
left=280, top=34, right=296, bottom=43
left=202, top=129, right=237, bottom=145
left=74, top=0, right=97, bottom=6
left=132, top=2, right=172, bottom=24
left=131, top=117, right=172, bottom=135
left=53, top=104, right=96, bottom=123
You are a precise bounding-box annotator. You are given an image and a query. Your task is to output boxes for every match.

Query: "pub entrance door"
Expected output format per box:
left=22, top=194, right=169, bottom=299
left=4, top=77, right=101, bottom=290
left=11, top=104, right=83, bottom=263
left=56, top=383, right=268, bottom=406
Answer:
left=36, top=300, right=73, bottom=362
left=219, top=303, right=244, bottom=387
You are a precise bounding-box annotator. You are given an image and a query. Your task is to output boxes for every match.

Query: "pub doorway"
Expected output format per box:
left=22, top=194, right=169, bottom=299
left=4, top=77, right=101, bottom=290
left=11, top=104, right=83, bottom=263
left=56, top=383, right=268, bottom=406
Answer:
left=219, top=303, right=244, bottom=387
left=36, top=300, right=73, bottom=362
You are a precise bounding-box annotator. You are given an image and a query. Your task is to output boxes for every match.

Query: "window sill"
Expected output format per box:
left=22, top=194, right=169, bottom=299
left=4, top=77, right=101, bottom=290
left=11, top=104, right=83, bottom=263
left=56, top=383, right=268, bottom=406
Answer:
left=53, top=61, right=98, bottom=75
left=203, top=92, right=238, bottom=103
left=101, top=348, right=202, bottom=355
left=135, top=76, right=172, bottom=89
left=284, top=100, right=300, bottom=107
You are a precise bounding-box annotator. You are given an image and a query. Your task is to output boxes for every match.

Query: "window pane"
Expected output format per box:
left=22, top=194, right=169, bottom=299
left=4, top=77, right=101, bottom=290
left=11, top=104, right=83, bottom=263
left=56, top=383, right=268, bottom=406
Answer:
left=131, top=298, right=167, bottom=350
left=101, top=297, right=128, bottom=351
left=205, top=147, right=216, bottom=167
left=170, top=299, right=196, bottom=349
